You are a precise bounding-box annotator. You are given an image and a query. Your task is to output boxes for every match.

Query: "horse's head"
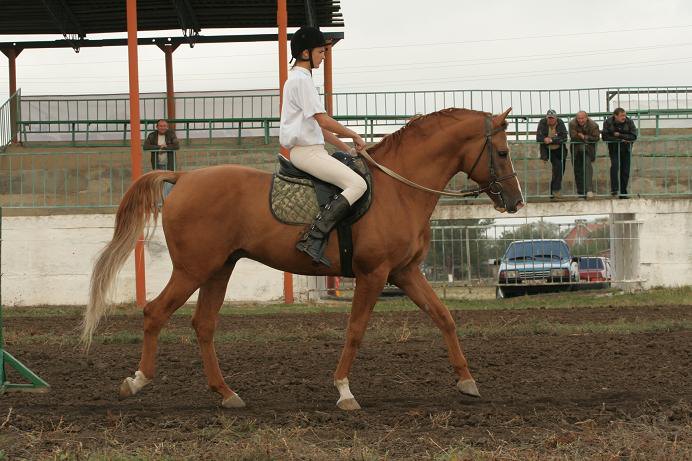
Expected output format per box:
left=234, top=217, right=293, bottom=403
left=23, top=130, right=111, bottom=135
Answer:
left=463, top=108, right=524, bottom=213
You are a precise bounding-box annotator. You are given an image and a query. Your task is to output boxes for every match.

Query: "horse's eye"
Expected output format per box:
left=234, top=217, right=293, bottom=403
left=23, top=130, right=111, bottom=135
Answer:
left=498, top=151, right=508, bottom=157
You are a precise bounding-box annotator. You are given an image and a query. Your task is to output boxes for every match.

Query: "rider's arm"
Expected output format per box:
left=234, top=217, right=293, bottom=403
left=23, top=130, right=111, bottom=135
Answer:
left=322, top=129, right=354, bottom=153
left=314, top=113, right=366, bottom=150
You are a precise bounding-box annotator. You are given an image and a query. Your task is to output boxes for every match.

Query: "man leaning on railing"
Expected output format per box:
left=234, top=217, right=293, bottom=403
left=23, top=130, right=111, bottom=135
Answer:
left=144, top=119, right=180, bottom=171
left=569, top=111, right=600, bottom=200
left=602, top=108, right=637, bottom=199
left=536, top=109, right=568, bottom=200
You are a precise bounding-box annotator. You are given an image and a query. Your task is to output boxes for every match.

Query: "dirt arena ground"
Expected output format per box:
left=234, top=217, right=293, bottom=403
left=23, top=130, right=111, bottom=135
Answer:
left=1, top=299, right=690, bottom=460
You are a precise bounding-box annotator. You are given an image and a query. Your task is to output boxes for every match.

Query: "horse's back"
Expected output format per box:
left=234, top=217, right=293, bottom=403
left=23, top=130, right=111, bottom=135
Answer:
left=162, top=164, right=273, bottom=223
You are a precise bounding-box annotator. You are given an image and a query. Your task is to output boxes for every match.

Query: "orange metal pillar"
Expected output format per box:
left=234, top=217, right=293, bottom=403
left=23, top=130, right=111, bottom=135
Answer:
left=2, top=47, right=22, bottom=143
left=278, top=0, right=293, bottom=304
left=157, top=44, right=179, bottom=126
left=126, top=0, right=147, bottom=307
left=324, top=44, right=333, bottom=114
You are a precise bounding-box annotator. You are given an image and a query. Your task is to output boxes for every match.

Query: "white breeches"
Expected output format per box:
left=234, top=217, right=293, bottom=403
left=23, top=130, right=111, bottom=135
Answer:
left=289, top=145, right=367, bottom=205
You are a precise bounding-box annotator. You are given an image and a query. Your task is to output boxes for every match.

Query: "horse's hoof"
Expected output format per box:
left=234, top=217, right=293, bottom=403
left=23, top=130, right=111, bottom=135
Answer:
left=337, top=397, right=361, bottom=411
left=222, top=393, right=246, bottom=408
left=457, top=379, right=481, bottom=398
left=119, top=378, right=135, bottom=398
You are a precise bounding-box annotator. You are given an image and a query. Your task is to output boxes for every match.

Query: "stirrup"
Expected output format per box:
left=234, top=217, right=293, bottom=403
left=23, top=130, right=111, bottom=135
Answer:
left=296, top=234, right=331, bottom=267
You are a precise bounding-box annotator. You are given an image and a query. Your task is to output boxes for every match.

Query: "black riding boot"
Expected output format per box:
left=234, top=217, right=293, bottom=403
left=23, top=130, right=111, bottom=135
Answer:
left=296, top=194, right=351, bottom=267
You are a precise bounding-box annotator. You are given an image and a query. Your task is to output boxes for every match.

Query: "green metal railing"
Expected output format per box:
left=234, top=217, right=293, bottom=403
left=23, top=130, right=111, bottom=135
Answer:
left=331, top=86, right=692, bottom=119
left=1, top=138, right=690, bottom=210
left=17, top=114, right=416, bottom=147
left=18, top=86, right=692, bottom=144
left=17, top=109, right=692, bottom=148
left=0, top=90, right=21, bottom=151
left=21, top=86, right=692, bottom=123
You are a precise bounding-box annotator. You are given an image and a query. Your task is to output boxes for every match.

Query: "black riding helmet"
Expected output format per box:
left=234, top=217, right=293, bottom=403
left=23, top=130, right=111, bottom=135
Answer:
left=290, top=26, right=328, bottom=69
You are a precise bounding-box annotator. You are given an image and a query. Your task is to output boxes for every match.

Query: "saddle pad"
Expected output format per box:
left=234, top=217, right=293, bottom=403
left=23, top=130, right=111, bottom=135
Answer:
left=270, top=155, right=373, bottom=226
left=270, top=175, right=321, bottom=225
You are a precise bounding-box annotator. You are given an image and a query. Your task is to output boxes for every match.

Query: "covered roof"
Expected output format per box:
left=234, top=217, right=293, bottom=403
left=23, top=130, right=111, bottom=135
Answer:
left=1, top=1, right=343, bottom=36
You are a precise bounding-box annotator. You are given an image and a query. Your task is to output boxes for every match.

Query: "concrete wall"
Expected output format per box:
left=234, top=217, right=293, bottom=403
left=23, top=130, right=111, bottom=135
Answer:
left=1, top=214, right=316, bottom=306
left=433, top=198, right=692, bottom=288
left=2, top=198, right=690, bottom=306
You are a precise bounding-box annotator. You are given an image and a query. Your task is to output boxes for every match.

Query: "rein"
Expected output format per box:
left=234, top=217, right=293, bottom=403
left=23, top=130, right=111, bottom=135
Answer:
left=358, top=116, right=517, bottom=198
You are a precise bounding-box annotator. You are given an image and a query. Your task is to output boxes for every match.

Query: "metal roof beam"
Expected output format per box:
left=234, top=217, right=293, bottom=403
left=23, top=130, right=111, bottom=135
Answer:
left=171, top=0, right=201, bottom=47
left=40, top=0, right=86, bottom=52
left=0, top=33, right=344, bottom=50
left=304, top=0, right=318, bottom=27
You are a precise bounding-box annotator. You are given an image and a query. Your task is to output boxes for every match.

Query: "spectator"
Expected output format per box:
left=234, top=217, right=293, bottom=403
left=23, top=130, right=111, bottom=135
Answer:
left=144, top=119, right=180, bottom=171
left=569, top=111, right=600, bottom=199
left=602, top=108, right=637, bottom=198
left=536, top=109, right=568, bottom=199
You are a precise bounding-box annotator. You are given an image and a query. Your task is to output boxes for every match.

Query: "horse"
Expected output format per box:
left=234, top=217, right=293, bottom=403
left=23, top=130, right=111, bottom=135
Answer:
left=82, top=107, right=524, bottom=411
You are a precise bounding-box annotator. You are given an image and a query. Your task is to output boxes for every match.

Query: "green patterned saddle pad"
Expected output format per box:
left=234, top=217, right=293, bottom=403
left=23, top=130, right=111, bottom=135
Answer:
left=270, top=153, right=372, bottom=225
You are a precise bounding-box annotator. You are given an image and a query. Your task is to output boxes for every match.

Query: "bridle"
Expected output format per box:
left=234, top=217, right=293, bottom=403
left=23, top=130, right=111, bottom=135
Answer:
left=359, top=116, right=518, bottom=199
left=465, top=116, right=518, bottom=197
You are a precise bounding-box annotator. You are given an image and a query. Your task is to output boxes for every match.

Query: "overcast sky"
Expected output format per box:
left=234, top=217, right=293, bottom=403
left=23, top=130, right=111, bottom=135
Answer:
left=1, top=0, right=691, bottom=100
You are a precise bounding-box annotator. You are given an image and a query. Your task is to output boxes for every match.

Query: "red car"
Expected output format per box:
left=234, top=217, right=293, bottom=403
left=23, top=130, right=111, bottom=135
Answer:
left=578, top=257, right=612, bottom=287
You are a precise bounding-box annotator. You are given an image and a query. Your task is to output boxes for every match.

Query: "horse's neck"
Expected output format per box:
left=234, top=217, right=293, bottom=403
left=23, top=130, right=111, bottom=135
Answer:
left=373, top=129, right=466, bottom=221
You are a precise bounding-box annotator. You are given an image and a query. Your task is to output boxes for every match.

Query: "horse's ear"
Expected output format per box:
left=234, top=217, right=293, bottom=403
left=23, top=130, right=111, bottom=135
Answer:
left=494, top=107, right=512, bottom=124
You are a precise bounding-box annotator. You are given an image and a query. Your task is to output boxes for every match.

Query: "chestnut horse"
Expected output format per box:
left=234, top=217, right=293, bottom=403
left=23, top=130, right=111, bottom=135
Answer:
left=83, top=107, right=524, bottom=410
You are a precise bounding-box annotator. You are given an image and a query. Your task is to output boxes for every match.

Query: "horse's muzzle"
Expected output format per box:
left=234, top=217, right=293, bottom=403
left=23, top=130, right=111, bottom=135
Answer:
left=507, top=200, right=525, bottom=214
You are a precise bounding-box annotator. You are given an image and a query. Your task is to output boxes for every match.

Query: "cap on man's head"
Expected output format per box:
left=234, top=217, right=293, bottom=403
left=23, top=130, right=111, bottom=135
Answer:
left=546, top=109, right=557, bottom=118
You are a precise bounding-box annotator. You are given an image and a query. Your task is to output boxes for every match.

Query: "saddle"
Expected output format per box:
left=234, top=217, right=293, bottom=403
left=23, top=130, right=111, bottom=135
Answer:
left=270, top=151, right=373, bottom=276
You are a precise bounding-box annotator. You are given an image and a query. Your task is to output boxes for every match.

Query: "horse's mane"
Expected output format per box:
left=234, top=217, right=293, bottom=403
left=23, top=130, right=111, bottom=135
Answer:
left=371, top=107, right=488, bottom=153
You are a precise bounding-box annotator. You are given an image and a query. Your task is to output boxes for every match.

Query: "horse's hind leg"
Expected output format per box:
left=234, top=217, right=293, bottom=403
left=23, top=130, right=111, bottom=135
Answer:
left=119, top=268, right=199, bottom=398
left=390, top=265, right=480, bottom=398
left=191, top=264, right=246, bottom=408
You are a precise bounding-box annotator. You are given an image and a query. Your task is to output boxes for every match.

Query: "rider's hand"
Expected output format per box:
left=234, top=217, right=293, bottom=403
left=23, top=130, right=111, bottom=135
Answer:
left=352, top=134, right=366, bottom=152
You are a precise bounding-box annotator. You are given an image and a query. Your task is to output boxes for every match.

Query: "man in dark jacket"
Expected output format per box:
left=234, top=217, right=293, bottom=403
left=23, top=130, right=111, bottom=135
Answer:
left=536, top=109, right=568, bottom=199
left=569, top=111, right=600, bottom=199
left=143, top=119, right=180, bottom=171
left=602, top=108, right=637, bottom=198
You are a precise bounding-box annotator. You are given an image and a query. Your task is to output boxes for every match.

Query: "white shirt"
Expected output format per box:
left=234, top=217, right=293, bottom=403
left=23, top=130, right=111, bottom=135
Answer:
left=279, top=67, right=326, bottom=149
left=157, top=134, right=166, bottom=146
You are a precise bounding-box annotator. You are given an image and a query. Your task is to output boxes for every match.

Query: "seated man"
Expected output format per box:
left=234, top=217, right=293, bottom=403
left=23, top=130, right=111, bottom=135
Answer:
left=144, top=119, right=180, bottom=171
left=536, top=109, right=568, bottom=199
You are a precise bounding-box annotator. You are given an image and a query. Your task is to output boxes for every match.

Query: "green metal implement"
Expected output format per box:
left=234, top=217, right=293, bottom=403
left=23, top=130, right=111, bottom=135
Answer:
left=0, top=207, right=50, bottom=393
left=0, top=90, right=21, bottom=152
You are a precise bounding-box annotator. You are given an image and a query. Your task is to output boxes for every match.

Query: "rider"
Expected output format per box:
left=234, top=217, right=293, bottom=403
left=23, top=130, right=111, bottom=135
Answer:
left=280, top=26, right=368, bottom=267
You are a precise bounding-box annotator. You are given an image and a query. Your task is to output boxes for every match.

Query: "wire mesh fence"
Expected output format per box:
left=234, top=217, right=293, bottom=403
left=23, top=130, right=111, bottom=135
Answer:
left=1, top=138, right=690, bottom=210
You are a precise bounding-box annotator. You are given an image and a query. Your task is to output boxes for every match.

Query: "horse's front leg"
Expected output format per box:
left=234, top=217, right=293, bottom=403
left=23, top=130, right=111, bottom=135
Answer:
left=333, top=269, right=388, bottom=410
left=390, top=265, right=480, bottom=398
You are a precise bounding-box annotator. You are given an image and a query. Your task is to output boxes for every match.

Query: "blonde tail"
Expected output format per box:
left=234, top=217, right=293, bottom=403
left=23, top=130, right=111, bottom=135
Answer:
left=81, top=171, right=182, bottom=349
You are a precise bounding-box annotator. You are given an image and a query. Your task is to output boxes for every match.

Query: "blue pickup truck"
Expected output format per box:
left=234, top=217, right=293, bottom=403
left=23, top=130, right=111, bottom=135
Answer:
left=495, top=239, right=580, bottom=299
